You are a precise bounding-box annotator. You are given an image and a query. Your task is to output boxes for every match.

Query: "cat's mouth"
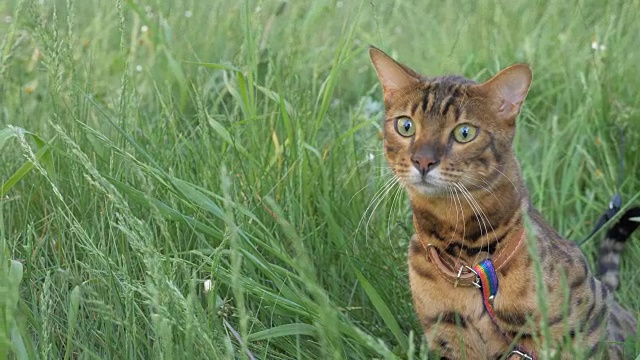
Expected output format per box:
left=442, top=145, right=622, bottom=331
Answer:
left=405, top=170, right=450, bottom=195
left=412, top=178, right=446, bottom=193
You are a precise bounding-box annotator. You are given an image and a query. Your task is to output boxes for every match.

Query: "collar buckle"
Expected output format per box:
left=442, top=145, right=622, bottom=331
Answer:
left=454, top=265, right=480, bottom=288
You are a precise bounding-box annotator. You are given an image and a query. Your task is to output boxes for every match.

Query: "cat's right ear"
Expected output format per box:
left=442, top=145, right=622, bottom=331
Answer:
left=369, top=47, right=420, bottom=104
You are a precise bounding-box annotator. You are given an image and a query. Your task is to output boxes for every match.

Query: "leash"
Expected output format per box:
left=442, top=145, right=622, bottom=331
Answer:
left=474, top=259, right=536, bottom=360
left=416, top=221, right=536, bottom=359
left=578, top=127, right=625, bottom=247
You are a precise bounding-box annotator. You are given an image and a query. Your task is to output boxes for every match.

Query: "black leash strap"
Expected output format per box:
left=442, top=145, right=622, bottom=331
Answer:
left=578, top=127, right=625, bottom=247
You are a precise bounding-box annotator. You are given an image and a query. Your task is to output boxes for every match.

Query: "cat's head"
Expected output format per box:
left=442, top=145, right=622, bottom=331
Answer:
left=369, top=47, right=531, bottom=197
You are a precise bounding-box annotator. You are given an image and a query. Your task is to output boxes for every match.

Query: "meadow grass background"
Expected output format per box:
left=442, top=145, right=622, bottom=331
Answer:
left=1, top=0, right=640, bottom=359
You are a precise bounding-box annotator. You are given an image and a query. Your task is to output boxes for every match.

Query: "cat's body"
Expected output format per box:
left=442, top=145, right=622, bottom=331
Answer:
left=369, top=47, right=639, bottom=359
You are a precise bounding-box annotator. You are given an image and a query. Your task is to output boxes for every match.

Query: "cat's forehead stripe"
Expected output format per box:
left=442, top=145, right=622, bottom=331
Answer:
left=421, top=91, right=435, bottom=114
left=418, top=80, right=468, bottom=120
left=441, top=95, right=457, bottom=118
left=410, top=101, right=420, bottom=116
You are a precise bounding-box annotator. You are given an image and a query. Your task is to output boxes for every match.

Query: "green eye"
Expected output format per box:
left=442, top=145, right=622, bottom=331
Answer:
left=453, top=123, right=478, bottom=143
left=395, top=117, right=415, bottom=137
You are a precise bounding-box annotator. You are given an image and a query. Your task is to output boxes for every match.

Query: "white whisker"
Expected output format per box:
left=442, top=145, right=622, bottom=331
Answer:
left=462, top=174, right=503, bottom=207
left=365, top=177, right=400, bottom=245
left=458, top=182, right=499, bottom=264
left=449, top=185, right=459, bottom=238
left=355, top=176, right=396, bottom=233
left=354, top=176, right=400, bottom=249
left=387, top=184, right=404, bottom=252
left=450, top=186, right=466, bottom=265
left=489, top=165, right=520, bottom=195
left=453, top=183, right=488, bottom=260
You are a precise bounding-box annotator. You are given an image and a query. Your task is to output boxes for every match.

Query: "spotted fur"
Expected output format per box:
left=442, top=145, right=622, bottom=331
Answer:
left=369, top=47, right=639, bottom=359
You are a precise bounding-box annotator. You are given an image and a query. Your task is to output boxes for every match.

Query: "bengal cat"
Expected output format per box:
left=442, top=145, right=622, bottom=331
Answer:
left=369, top=47, right=639, bottom=359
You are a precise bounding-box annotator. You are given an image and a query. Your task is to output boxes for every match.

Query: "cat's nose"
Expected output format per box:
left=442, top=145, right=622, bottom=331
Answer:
left=411, top=155, right=440, bottom=175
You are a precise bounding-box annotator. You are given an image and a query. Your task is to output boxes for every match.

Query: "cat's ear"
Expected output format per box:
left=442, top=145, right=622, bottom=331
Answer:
left=369, top=47, right=421, bottom=103
left=476, top=64, right=532, bottom=121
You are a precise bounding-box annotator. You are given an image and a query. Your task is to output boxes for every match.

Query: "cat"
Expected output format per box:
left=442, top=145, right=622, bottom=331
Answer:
left=369, top=46, right=639, bottom=359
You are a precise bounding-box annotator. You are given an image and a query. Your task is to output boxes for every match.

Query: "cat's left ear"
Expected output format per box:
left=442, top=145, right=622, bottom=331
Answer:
left=476, top=64, right=532, bottom=122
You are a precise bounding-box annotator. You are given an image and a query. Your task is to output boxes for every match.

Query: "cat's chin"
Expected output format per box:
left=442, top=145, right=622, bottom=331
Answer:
left=406, top=181, right=450, bottom=198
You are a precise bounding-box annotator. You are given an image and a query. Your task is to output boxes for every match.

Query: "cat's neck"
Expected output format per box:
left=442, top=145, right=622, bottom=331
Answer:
left=409, top=166, right=528, bottom=265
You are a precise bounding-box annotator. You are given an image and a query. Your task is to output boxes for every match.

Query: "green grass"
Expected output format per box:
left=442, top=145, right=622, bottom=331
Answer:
left=1, top=0, right=639, bottom=358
